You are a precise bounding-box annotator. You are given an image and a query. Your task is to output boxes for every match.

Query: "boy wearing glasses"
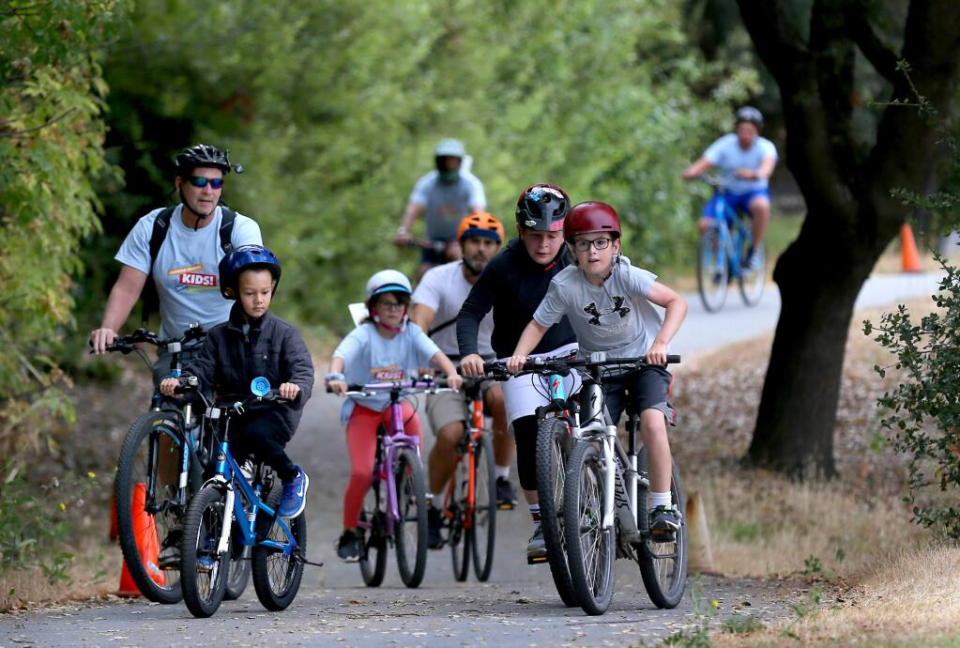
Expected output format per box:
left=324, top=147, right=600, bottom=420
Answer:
left=90, top=144, right=262, bottom=386
left=506, top=201, right=688, bottom=541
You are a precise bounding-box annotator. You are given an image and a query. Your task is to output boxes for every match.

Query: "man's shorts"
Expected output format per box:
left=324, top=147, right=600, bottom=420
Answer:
left=702, top=188, right=770, bottom=220
left=601, top=366, right=676, bottom=427
left=426, top=380, right=498, bottom=434
left=421, top=242, right=449, bottom=265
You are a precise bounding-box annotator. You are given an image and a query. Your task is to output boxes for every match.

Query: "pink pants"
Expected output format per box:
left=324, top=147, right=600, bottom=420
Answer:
left=342, top=402, right=421, bottom=529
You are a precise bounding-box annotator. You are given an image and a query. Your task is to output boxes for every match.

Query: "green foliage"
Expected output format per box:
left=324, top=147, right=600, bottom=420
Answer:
left=868, top=261, right=960, bottom=538
left=0, top=0, right=124, bottom=455
left=97, top=0, right=757, bottom=333
left=0, top=463, right=99, bottom=584
left=720, top=615, right=764, bottom=635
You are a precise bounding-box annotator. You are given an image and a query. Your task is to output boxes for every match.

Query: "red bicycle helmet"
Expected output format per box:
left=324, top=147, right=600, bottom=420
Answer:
left=563, top=201, right=621, bottom=240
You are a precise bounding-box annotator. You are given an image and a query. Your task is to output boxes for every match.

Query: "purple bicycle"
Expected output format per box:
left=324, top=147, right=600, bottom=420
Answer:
left=333, top=378, right=453, bottom=588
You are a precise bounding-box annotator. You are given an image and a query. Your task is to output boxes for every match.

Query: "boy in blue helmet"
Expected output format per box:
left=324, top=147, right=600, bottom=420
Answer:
left=159, top=245, right=315, bottom=518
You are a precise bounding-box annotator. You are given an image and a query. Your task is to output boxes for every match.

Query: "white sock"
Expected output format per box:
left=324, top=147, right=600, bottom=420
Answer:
left=495, top=465, right=510, bottom=480
left=650, top=491, right=672, bottom=510
left=528, top=504, right=541, bottom=525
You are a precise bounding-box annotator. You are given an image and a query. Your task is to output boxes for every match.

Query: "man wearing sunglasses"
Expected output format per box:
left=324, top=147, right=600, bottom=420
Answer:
left=90, top=144, right=263, bottom=386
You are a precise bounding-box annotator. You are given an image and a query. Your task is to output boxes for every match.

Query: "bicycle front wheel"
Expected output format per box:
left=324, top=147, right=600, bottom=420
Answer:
left=636, top=448, right=688, bottom=609
left=180, top=484, right=231, bottom=618
left=696, top=226, right=729, bottom=313
left=738, top=240, right=765, bottom=306
left=115, top=411, right=195, bottom=604
left=535, top=416, right=578, bottom=607
left=564, top=442, right=615, bottom=616
left=470, top=432, right=497, bottom=582
left=448, top=456, right=471, bottom=582
left=394, top=449, right=428, bottom=588
left=252, top=480, right=306, bottom=611
left=359, top=484, right=388, bottom=587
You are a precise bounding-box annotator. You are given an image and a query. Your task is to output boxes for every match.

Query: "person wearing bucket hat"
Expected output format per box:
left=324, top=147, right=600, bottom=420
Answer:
left=394, top=138, right=487, bottom=279
left=326, top=269, right=463, bottom=562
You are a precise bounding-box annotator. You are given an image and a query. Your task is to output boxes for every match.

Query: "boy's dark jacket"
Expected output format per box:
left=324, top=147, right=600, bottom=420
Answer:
left=185, top=303, right=315, bottom=435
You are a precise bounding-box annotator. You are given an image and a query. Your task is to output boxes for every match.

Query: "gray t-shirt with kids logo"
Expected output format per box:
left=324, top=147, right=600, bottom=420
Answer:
left=533, top=256, right=664, bottom=359
left=115, top=204, right=263, bottom=339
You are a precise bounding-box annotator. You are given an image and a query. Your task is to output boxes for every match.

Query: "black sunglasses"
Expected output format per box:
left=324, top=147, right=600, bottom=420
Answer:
left=186, top=176, right=224, bottom=189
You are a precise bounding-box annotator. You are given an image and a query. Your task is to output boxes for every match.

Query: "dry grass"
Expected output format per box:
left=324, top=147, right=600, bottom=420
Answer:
left=0, top=545, right=121, bottom=612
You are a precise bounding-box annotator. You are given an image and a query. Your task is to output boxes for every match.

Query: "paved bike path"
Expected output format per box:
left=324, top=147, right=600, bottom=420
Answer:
left=0, top=272, right=941, bottom=647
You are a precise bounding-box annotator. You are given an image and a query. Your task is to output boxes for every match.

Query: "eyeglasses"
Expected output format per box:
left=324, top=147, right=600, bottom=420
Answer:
left=378, top=301, right=406, bottom=312
left=186, top=176, right=224, bottom=189
left=572, top=237, right=612, bottom=252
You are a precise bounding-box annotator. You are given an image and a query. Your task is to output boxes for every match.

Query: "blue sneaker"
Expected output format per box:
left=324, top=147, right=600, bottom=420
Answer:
left=279, top=467, right=309, bottom=518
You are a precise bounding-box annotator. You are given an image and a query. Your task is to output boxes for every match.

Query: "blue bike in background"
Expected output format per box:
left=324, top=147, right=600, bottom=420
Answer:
left=696, top=176, right=766, bottom=312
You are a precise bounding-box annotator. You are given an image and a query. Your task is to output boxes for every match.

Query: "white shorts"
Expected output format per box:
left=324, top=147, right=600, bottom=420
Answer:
left=501, top=343, right=582, bottom=427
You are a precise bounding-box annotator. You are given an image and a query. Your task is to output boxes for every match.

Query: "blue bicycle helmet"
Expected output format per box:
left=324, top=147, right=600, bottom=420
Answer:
left=218, top=245, right=282, bottom=299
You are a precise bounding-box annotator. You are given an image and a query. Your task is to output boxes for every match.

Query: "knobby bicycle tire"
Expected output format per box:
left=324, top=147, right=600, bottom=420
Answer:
left=470, top=431, right=497, bottom=582
left=394, top=449, right=428, bottom=588
left=252, top=480, right=306, bottom=611
left=696, top=226, right=729, bottom=313
left=448, top=454, right=471, bottom=582
left=535, top=416, right=578, bottom=607
left=359, top=485, right=388, bottom=587
left=181, top=484, right=230, bottom=618
left=564, top=441, right=615, bottom=615
left=115, top=411, right=197, bottom=604
left=636, top=447, right=688, bottom=609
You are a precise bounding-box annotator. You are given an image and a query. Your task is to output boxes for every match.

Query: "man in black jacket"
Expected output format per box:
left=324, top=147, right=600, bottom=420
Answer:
left=458, top=184, right=580, bottom=560
left=160, top=245, right=314, bottom=518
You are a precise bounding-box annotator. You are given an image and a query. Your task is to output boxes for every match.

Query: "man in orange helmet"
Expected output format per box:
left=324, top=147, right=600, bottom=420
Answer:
left=411, top=212, right=515, bottom=549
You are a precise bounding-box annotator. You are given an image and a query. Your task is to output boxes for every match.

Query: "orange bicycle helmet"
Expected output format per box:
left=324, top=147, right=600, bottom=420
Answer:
left=457, top=212, right=505, bottom=243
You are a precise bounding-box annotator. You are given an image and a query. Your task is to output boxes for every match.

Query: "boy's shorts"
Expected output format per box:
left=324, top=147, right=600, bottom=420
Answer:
left=602, top=365, right=675, bottom=427
left=702, top=188, right=770, bottom=220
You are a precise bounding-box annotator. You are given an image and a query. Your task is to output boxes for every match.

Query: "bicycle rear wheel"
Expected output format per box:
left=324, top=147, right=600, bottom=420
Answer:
left=180, top=484, right=231, bottom=618
left=394, top=449, right=428, bottom=588
left=535, top=416, right=578, bottom=607
left=252, top=480, right=307, bottom=611
left=564, top=442, right=615, bottom=615
left=636, top=447, right=688, bottom=609
left=115, top=411, right=196, bottom=604
left=738, top=239, right=765, bottom=306
left=448, top=456, right=471, bottom=582
left=696, top=226, right=729, bottom=313
left=470, top=432, right=497, bottom=582
left=359, top=485, right=388, bottom=587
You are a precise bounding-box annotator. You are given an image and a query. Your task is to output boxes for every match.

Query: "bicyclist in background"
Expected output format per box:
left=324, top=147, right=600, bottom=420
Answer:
left=393, top=139, right=487, bottom=280
left=411, top=212, right=517, bottom=549
left=506, top=202, right=688, bottom=541
left=89, top=144, right=262, bottom=385
left=681, top=106, right=778, bottom=270
left=326, top=270, right=463, bottom=562
left=159, top=245, right=314, bottom=518
left=458, top=184, right=580, bottom=561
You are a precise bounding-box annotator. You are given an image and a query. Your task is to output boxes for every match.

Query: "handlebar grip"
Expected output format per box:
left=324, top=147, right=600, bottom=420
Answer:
left=326, top=384, right=365, bottom=393
left=667, top=354, right=681, bottom=364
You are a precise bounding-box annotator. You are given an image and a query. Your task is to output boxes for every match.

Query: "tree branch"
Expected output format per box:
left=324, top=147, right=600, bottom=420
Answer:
left=735, top=0, right=807, bottom=84
left=845, top=3, right=900, bottom=83
left=0, top=108, right=77, bottom=139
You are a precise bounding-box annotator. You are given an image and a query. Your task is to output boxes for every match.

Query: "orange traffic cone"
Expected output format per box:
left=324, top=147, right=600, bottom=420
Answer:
left=116, top=483, right=165, bottom=597
left=901, top=223, right=922, bottom=273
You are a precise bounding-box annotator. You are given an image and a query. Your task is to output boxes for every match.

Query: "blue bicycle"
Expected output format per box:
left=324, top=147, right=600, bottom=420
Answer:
left=696, top=177, right=766, bottom=312
left=179, top=378, right=310, bottom=618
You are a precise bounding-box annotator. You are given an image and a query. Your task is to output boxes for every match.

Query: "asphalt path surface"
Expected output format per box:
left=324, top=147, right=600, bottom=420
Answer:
left=0, top=272, right=942, bottom=648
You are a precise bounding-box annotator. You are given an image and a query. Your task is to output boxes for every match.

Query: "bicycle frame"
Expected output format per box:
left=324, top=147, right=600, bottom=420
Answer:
left=443, top=382, right=486, bottom=529
left=707, top=190, right=752, bottom=280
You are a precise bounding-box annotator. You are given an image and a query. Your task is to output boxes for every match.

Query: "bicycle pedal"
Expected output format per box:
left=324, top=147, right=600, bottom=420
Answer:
left=497, top=502, right=516, bottom=511
left=526, top=555, right=548, bottom=565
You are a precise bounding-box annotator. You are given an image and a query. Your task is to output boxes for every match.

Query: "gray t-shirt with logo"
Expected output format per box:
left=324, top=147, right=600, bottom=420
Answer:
left=115, top=205, right=263, bottom=338
left=409, top=170, right=486, bottom=241
left=533, top=257, right=664, bottom=359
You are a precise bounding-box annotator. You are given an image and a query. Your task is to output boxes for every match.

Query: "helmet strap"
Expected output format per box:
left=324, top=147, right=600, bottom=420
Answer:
left=178, top=184, right=216, bottom=230
left=369, top=307, right=407, bottom=333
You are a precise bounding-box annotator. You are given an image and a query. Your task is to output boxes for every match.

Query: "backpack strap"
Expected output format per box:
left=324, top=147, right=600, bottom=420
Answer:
left=219, top=206, right=236, bottom=254
left=140, top=206, right=176, bottom=326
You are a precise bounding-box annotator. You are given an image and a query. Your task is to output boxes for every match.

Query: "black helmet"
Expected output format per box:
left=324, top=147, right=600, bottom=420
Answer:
left=735, top=106, right=764, bottom=129
left=515, top=184, right=570, bottom=232
left=218, top=245, right=281, bottom=299
left=175, top=144, right=242, bottom=176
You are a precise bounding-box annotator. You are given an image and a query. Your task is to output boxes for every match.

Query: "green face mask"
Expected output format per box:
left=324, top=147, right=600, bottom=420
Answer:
left=438, top=169, right=460, bottom=183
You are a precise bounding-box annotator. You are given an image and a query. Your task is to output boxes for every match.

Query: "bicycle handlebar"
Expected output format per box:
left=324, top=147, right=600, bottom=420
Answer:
left=90, top=324, right=206, bottom=354
left=483, top=354, right=681, bottom=376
